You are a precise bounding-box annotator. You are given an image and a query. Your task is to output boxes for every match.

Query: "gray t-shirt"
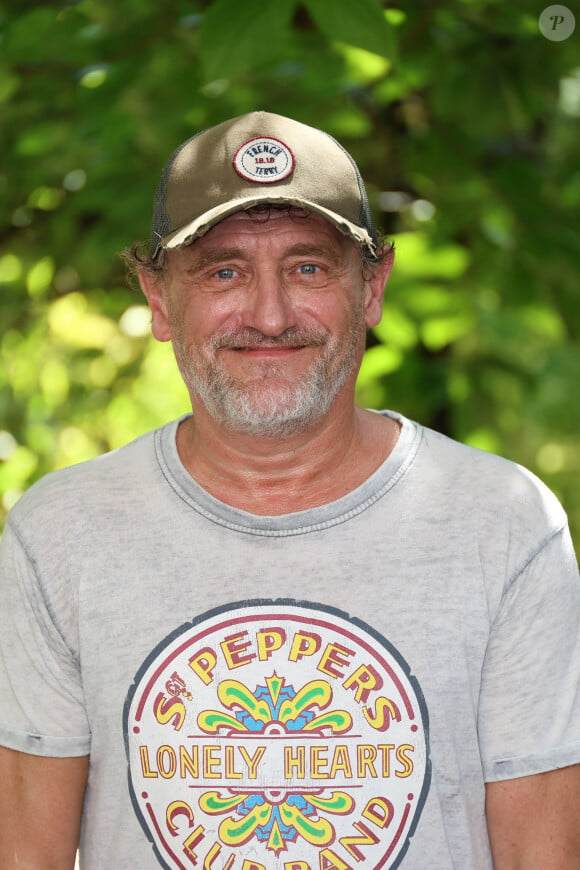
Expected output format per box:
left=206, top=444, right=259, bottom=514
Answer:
left=1, top=412, right=579, bottom=869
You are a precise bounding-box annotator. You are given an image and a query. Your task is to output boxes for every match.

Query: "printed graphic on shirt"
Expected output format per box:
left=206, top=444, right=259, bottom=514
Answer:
left=124, top=600, right=430, bottom=870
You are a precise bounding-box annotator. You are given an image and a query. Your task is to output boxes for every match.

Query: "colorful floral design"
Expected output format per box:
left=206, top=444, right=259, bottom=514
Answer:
left=197, top=674, right=353, bottom=855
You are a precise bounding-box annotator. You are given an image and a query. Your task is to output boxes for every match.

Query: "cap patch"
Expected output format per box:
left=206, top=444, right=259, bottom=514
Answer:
left=233, top=135, right=295, bottom=184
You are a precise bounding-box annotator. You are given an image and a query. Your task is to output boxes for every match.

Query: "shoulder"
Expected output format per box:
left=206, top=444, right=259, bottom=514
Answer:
left=390, top=417, right=571, bottom=586
left=415, top=421, right=566, bottom=527
left=5, top=421, right=178, bottom=544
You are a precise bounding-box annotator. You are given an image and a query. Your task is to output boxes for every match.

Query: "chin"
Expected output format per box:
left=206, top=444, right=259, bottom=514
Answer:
left=213, top=385, right=337, bottom=437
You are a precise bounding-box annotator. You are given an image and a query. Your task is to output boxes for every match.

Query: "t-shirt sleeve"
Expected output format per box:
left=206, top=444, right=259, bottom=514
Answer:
left=478, top=523, right=580, bottom=781
left=0, top=520, right=91, bottom=757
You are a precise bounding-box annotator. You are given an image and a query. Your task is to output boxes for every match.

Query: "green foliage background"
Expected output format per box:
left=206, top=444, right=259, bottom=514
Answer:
left=1, top=0, right=579, bottom=547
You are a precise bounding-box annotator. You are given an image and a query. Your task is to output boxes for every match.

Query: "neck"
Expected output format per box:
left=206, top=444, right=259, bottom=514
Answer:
left=175, top=396, right=400, bottom=515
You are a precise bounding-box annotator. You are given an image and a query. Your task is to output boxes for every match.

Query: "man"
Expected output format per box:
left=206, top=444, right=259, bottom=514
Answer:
left=1, top=111, right=579, bottom=869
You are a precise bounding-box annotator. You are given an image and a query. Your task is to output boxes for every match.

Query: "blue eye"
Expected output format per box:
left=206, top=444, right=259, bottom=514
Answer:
left=216, top=268, right=235, bottom=279
left=298, top=263, right=319, bottom=274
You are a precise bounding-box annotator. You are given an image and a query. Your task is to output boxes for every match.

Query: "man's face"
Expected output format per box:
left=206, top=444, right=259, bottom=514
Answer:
left=141, top=209, right=388, bottom=437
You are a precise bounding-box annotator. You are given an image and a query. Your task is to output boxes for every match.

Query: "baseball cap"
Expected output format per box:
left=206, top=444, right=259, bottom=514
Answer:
left=149, top=111, right=379, bottom=259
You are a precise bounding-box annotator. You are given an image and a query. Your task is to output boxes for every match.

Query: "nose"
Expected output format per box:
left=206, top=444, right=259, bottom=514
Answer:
left=241, top=267, right=298, bottom=336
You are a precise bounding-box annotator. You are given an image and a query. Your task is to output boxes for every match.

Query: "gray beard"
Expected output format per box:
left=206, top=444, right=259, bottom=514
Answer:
left=171, top=321, right=363, bottom=438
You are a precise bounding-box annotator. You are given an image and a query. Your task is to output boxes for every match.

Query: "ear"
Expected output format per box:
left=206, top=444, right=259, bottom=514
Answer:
left=364, top=246, right=394, bottom=328
left=138, top=270, right=172, bottom=342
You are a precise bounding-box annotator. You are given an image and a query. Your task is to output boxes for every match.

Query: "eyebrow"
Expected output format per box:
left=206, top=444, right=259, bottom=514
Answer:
left=283, top=243, right=345, bottom=266
left=183, top=248, right=247, bottom=275
left=182, top=241, right=345, bottom=276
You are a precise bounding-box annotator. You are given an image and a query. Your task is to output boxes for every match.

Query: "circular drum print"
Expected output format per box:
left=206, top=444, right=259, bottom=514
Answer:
left=124, top=601, right=431, bottom=869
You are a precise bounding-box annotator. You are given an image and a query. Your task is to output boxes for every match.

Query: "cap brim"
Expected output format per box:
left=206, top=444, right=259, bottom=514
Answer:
left=152, top=194, right=376, bottom=258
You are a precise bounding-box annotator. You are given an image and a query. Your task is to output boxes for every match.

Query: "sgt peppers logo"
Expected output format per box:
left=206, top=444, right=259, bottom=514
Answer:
left=124, top=601, right=430, bottom=869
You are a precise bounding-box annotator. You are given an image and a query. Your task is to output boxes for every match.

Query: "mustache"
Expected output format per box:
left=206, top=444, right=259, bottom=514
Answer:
left=209, top=327, right=329, bottom=351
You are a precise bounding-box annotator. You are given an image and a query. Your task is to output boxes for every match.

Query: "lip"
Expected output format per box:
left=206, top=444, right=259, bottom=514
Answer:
left=225, top=346, right=307, bottom=358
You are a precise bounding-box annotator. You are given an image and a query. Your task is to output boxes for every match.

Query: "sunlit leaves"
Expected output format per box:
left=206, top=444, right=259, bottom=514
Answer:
left=0, top=255, right=22, bottom=284
left=27, top=258, right=55, bottom=298
left=48, top=293, right=117, bottom=349
left=198, top=0, right=396, bottom=82
left=356, top=345, right=403, bottom=409
left=0, top=293, right=188, bottom=515
left=335, top=45, right=392, bottom=86
left=305, top=0, right=396, bottom=60
left=373, top=305, right=418, bottom=350
left=390, top=233, right=471, bottom=280
left=199, top=0, right=297, bottom=82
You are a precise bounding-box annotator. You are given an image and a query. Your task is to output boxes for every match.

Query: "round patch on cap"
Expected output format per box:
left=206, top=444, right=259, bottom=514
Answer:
left=233, top=135, right=295, bottom=184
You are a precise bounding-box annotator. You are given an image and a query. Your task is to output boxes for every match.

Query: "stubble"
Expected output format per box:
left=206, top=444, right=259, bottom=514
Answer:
left=168, top=307, right=366, bottom=438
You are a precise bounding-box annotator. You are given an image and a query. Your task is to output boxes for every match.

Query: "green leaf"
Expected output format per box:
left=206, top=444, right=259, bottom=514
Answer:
left=304, top=0, right=396, bottom=60
left=390, top=233, right=471, bottom=280
left=373, top=305, right=418, bottom=350
left=199, top=0, right=298, bottom=82
left=358, top=344, right=403, bottom=385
